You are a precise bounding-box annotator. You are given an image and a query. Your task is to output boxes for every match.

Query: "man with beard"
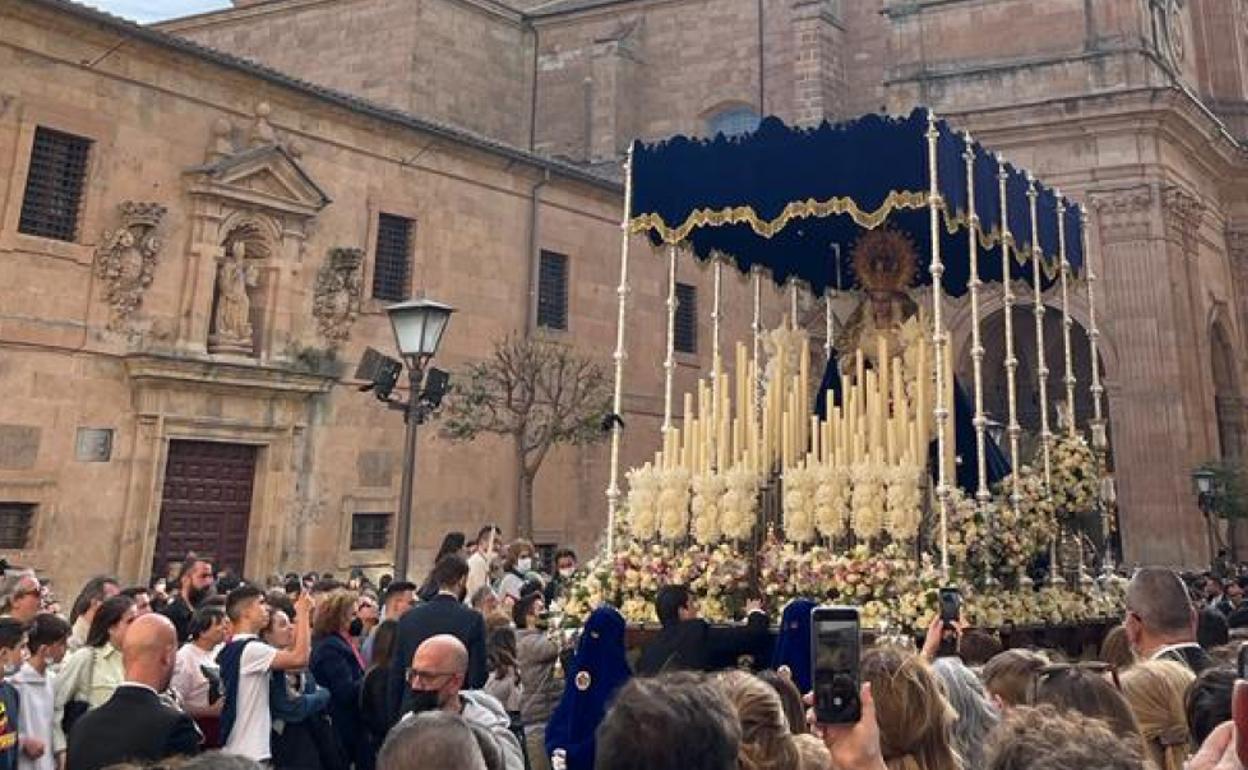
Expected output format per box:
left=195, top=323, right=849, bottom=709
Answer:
left=162, top=556, right=214, bottom=644
left=388, top=555, right=487, bottom=727
left=398, top=635, right=521, bottom=770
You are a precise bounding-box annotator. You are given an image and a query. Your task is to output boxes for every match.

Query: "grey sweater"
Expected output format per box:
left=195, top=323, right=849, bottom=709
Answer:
left=516, top=629, right=564, bottom=725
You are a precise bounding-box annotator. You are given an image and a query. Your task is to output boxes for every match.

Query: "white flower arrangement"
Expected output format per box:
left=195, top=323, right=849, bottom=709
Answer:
left=813, top=463, right=850, bottom=538
left=625, top=464, right=661, bottom=540
left=884, top=463, right=923, bottom=542
left=782, top=464, right=818, bottom=543
left=720, top=466, right=760, bottom=541
left=690, top=472, right=726, bottom=545
left=850, top=462, right=887, bottom=538
left=1049, top=433, right=1100, bottom=524
left=657, top=467, right=692, bottom=542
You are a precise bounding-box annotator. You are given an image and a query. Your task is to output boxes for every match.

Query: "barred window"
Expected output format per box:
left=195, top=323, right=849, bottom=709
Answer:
left=372, top=214, right=413, bottom=302
left=18, top=127, right=92, bottom=242
left=675, top=282, right=698, bottom=354
left=537, top=250, right=569, bottom=331
left=0, top=504, right=35, bottom=550
left=350, top=512, right=391, bottom=551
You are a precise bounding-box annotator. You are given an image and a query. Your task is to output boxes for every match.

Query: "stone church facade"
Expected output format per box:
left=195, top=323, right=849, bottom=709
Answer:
left=1, top=0, right=1246, bottom=592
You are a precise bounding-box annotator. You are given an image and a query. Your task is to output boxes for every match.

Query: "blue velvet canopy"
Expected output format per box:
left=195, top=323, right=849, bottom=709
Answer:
left=628, top=109, right=1084, bottom=296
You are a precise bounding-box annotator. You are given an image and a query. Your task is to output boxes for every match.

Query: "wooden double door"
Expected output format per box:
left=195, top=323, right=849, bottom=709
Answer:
left=151, top=440, right=257, bottom=581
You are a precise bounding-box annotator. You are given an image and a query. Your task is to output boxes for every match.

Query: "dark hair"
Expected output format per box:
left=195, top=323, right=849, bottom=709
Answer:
left=69, top=576, right=118, bottom=625
left=226, top=585, right=265, bottom=623
left=216, top=571, right=242, bottom=595
left=370, top=619, right=399, bottom=673
left=486, top=625, right=518, bottom=679
left=120, top=586, right=149, bottom=600
left=986, top=704, right=1145, bottom=770
left=189, top=606, right=228, bottom=641
left=755, top=669, right=807, bottom=735
left=475, top=525, right=501, bottom=546
left=311, top=579, right=345, bottom=594
left=1186, top=665, right=1235, bottom=746
left=1030, top=665, right=1142, bottom=742
left=266, top=590, right=295, bottom=622
left=26, top=612, right=70, bottom=654
left=435, top=532, right=467, bottom=561
left=0, top=617, right=25, bottom=651
left=554, top=548, right=577, bottom=564
left=177, top=554, right=211, bottom=586
left=383, top=581, right=417, bottom=604
left=85, top=595, right=135, bottom=648
left=959, top=629, right=1004, bottom=667
left=596, top=671, right=741, bottom=770
left=1198, top=608, right=1229, bottom=649
left=283, top=577, right=302, bottom=596
left=513, top=592, right=543, bottom=629
left=655, top=585, right=691, bottom=628
left=431, top=555, right=470, bottom=590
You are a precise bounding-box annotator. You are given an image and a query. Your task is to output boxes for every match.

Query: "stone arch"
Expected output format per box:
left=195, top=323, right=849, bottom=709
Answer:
left=700, top=100, right=761, bottom=138
left=209, top=213, right=282, bottom=357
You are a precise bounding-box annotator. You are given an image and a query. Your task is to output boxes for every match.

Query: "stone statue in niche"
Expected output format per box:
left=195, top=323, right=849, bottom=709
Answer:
left=209, top=240, right=259, bottom=355
left=94, top=202, right=167, bottom=331
left=312, top=247, right=363, bottom=344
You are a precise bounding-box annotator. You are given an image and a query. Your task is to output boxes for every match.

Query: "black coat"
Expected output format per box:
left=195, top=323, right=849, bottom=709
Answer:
left=1157, top=643, right=1214, bottom=676
left=66, top=685, right=200, bottom=770
left=387, top=594, right=488, bottom=725
left=635, top=613, right=771, bottom=677
left=309, top=634, right=370, bottom=770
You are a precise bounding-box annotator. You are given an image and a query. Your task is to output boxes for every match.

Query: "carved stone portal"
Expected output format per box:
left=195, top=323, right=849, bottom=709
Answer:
left=312, top=247, right=363, bottom=344
left=94, top=202, right=167, bottom=331
left=209, top=240, right=260, bottom=355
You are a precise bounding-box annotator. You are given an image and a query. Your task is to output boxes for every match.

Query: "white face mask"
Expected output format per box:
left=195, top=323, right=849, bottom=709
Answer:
left=516, top=557, right=532, bottom=573
left=558, top=568, right=575, bottom=579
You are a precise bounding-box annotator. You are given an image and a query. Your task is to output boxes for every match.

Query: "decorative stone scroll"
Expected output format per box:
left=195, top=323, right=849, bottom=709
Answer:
left=312, top=247, right=364, bottom=343
left=94, top=202, right=167, bottom=331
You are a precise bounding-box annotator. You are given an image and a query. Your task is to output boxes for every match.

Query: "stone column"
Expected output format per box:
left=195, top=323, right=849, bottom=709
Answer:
left=1092, top=185, right=1208, bottom=566
left=791, top=0, right=845, bottom=125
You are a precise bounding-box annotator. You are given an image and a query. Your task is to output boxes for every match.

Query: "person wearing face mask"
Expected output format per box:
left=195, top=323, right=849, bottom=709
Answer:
left=514, top=593, right=563, bottom=770
left=310, top=590, right=370, bottom=770
left=544, top=550, right=578, bottom=606
left=498, top=541, right=539, bottom=604
left=400, top=635, right=522, bottom=770
left=388, top=555, right=488, bottom=730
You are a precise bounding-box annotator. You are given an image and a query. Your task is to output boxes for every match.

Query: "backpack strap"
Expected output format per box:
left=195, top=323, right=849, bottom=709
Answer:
left=217, top=638, right=259, bottom=743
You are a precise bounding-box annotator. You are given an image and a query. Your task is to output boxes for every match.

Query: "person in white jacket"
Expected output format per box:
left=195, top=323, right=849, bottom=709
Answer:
left=13, top=614, right=70, bottom=770
left=399, top=634, right=522, bottom=770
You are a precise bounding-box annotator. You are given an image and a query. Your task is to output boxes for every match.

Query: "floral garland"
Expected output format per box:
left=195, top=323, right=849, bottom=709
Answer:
left=720, top=467, right=761, bottom=541
left=1049, top=433, right=1101, bottom=525
left=782, top=464, right=818, bottom=543
left=850, top=462, right=886, bottom=538
left=690, top=472, right=726, bottom=545
left=884, top=463, right=923, bottom=542
left=625, top=465, right=660, bottom=540
left=657, top=468, right=692, bottom=542
left=814, top=464, right=851, bottom=539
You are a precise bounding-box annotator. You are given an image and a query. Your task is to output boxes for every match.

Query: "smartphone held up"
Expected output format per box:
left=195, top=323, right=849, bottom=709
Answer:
left=811, top=605, right=861, bottom=725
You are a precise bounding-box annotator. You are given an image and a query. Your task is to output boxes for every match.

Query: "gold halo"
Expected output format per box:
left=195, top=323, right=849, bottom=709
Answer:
left=851, top=228, right=918, bottom=293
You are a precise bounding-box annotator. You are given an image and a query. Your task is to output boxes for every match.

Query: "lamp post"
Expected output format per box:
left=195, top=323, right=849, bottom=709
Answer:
left=386, top=298, right=455, bottom=581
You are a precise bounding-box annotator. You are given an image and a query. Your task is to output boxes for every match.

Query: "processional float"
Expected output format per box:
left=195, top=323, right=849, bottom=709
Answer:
left=597, top=109, right=1112, bottom=619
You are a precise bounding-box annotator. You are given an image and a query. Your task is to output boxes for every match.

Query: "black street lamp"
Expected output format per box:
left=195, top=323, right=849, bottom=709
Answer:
left=385, top=298, right=455, bottom=581
left=1193, top=467, right=1217, bottom=515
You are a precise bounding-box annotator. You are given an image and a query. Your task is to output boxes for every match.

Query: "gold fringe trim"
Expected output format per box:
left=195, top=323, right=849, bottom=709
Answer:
left=631, top=192, right=1068, bottom=281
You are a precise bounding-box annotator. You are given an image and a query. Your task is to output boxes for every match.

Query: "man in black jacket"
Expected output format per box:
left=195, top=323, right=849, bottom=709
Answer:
left=67, top=613, right=200, bottom=770
left=160, top=555, right=214, bottom=643
left=636, top=585, right=769, bottom=676
left=388, top=555, right=487, bottom=726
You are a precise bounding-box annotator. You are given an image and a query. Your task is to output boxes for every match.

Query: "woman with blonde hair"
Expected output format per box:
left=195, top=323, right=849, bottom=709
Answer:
left=719, top=670, right=802, bottom=770
left=861, top=646, right=961, bottom=770
left=1119, top=659, right=1195, bottom=770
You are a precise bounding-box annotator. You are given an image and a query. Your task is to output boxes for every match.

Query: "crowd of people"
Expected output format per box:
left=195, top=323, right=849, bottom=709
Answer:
left=1, top=531, right=1248, bottom=770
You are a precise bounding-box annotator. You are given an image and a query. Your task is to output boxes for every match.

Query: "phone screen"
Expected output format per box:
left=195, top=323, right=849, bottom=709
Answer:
left=812, top=606, right=861, bottom=724
left=939, top=587, right=961, bottom=623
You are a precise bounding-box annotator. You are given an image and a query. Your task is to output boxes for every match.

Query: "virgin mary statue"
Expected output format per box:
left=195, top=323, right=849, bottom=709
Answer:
left=816, top=228, right=1010, bottom=492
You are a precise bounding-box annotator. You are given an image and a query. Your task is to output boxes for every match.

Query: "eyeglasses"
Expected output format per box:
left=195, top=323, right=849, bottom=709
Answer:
left=1028, top=661, right=1121, bottom=703
left=405, top=669, right=457, bottom=685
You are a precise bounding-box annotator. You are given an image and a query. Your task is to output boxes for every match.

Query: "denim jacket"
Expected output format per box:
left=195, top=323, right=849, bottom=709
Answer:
left=269, top=670, right=330, bottom=734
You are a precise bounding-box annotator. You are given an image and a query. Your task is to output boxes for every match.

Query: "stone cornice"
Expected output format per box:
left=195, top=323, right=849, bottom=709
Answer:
left=125, top=353, right=336, bottom=397
left=1090, top=186, right=1155, bottom=242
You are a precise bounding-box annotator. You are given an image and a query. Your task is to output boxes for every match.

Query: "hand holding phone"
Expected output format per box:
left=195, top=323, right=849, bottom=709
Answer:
left=811, top=605, right=861, bottom=725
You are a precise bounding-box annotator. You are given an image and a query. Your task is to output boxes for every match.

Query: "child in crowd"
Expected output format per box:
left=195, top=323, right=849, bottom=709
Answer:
left=12, top=614, right=69, bottom=770
left=0, top=617, right=30, bottom=770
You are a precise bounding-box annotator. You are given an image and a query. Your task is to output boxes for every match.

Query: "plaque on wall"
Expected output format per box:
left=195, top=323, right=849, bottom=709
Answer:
left=75, top=428, right=114, bottom=463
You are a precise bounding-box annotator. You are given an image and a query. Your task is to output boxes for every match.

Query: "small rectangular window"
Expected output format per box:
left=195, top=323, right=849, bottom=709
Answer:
left=18, top=127, right=92, bottom=242
left=372, top=214, right=413, bottom=302
left=0, top=504, right=35, bottom=550
left=350, top=512, right=391, bottom=551
left=675, top=282, right=698, bottom=354
left=537, top=250, right=569, bottom=331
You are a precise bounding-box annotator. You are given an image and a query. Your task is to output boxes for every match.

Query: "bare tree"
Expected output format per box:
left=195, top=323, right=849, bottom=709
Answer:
left=442, top=334, right=612, bottom=538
